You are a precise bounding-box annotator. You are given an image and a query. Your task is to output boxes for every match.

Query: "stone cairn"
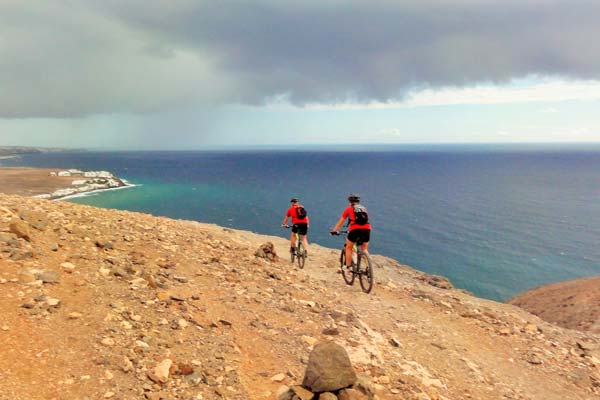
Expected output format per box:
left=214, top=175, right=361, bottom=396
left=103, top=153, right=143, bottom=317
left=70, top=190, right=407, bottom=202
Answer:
left=277, top=342, right=375, bottom=400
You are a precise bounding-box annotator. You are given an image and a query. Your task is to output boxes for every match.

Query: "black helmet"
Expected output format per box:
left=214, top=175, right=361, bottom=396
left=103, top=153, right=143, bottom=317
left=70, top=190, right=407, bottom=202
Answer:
left=348, top=194, right=360, bottom=203
left=290, top=197, right=299, bottom=203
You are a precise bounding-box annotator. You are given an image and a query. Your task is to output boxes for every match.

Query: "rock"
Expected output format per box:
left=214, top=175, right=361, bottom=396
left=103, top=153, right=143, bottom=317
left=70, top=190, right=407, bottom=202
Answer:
left=178, top=319, right=189, bottom=329
left=289, top=386, right=314, bottom=400
left=524, top=323, right=539, bottom=333
left=418, top=273, right=453, bottom=289
left=38, top=270, right=60, bottom=284
left=302, top=342, right=357, bottom=393
left=0, top=232, right=19, bottom=246
left=177, top=363, right=194, bottom=376
left=46, top=298, right=60, bottom=308
left=130, top=277, right=148, bottom=289
left=120, top=357, right=134, bottom=372
left=145, top=393, right=167, bottom=400
left=351, top=375, right=376, bottom=398
left=18, top=268, right=38, bottom=284
left=276, top=386, right=293, bottom=400
left=9, top=219, right=31, bottom=241
left=319, top=393, right=337, bottom=400
left=338, top=388, right=368, bottom=400
left=100, top=337, right=115, bottom=347
left=60, top=262, right=76, bottom=273
left=322, top=327, right=340, bottom=336
left=148, top=359, right=173, bottom=384
left=19, top=210, right=48, bottom=231
left=271, top=373, right=286, bottom=382
left=255, top=242, right=279, bottom=262
left=96, top=239, right=114, bottom=250
left=527, top=354, right=543, bottom=365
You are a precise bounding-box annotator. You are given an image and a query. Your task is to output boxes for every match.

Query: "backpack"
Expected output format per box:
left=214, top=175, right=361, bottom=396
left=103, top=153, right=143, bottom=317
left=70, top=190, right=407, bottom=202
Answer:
left=295, top=205, right=307, bottom=220
left=353, top=205, right=369, bottom=225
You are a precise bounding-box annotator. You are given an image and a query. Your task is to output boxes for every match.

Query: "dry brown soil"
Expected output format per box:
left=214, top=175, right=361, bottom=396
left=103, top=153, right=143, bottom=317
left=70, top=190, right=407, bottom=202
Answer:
left=509, top=276, right=600, bottom=334
left=0, top=193, right=599, bottom=400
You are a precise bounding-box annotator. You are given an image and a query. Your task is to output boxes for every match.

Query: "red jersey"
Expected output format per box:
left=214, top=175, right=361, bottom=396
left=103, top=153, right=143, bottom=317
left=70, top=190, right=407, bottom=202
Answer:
left=342, top=204, right=371, bottom=231
left=286, top=205, right=309, bottom=225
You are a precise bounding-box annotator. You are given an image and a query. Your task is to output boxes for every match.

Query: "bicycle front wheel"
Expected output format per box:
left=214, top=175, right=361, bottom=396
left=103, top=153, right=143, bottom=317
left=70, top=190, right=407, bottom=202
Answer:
left=297, top=242, right=306, bottom=269
left=358, top=253, right=373, bottom=293
left=340, top=247, right=354, bottom=285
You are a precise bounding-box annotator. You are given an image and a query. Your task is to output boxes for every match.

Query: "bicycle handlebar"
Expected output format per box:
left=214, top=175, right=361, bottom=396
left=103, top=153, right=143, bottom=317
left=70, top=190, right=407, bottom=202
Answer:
left=330, top=230, right=349, bottom=236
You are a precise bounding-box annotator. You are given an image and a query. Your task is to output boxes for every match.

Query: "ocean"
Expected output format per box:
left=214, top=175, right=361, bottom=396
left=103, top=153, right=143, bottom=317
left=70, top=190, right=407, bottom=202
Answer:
left=4, top=144, right=600, bottom=301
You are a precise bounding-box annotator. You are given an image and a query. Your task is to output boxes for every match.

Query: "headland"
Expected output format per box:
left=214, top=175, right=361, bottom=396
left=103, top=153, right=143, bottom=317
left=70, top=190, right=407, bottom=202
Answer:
left=0, top=192, right=598, bottom=399
left=509, top=276, right=600, bottom=334
left=0, top=167, right=133, bottom=200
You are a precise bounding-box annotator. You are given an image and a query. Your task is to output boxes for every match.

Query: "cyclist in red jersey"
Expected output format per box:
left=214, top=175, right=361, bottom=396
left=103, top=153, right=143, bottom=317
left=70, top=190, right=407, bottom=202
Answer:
left=330, top=194, right=371, bottom=268
left=281, top=198, right=309, bottom=256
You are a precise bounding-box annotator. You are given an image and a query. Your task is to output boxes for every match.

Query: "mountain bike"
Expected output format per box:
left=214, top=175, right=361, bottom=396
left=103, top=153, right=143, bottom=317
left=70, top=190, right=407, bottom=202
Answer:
left=330, top=230, right=373, bottom=293
left=283, top=225, right=306, bottom=269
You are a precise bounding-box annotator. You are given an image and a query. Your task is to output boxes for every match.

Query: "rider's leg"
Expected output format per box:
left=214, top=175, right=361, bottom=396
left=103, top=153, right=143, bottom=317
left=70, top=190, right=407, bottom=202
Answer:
left=301, top=234, right=309, bottom=252
left=290, top=232, right=296, bottom=253
left=345, top=238, right=354, bottom=266
left=360, top=242, right=369, bottom=254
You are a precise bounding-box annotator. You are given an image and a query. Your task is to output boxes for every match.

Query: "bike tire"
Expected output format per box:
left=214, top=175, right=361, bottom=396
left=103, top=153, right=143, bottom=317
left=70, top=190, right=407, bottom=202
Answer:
left=340, top=247, right=355, bottom=285
left=358, top=253, right=374, bottom=293
left=290, top=246, right=295, bottom=264
left=297, top=242, right=306, bottom=269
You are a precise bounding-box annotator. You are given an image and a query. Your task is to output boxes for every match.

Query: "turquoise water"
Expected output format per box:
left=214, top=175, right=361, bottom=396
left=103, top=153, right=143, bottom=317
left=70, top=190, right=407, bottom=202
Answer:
left=7, top=145, right=600, bottom=301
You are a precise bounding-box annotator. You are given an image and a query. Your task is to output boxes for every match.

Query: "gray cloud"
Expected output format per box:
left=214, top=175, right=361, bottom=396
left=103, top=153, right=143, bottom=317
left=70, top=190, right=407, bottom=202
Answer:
left=2, top=0, right=600, bottom=117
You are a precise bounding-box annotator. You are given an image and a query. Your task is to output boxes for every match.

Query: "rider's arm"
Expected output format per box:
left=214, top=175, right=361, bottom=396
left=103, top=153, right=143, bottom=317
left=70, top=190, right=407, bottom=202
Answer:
left=331, top=215, right=346, bottom=232
left=282, top=209, right=290, bottom=226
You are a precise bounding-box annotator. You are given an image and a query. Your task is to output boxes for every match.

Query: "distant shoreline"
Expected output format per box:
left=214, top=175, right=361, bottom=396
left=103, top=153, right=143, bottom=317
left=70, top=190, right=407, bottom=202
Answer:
left=0, top=167, right=134, bottom=200
left=54, top=180, right=138, bottom=201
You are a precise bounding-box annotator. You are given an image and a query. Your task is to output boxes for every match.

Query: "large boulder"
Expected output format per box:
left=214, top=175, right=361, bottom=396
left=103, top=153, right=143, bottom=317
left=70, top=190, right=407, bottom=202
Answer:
left=254, top=242, right=279, bottom=262
left=302, top=342, right=357, bottom=393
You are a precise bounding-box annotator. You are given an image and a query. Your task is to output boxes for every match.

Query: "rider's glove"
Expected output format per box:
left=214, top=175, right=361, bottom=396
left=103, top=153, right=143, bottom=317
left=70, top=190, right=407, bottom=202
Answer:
left=329, top=231, right=338, bottom=236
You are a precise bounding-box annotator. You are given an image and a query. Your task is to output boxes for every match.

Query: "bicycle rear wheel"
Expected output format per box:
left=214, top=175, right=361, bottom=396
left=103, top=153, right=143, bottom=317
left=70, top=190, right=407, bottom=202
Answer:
left=340, top=247, right=354, bottom=285
left=358, top=253, right=373, bottom=293
left=297, top=242, right=306, bottom=269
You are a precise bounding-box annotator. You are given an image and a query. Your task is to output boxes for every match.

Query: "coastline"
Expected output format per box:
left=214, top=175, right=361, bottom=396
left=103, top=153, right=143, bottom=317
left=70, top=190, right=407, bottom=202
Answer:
left=0, top=167, right=135, bottom=200
left=53, top=180, right=138, bottom=201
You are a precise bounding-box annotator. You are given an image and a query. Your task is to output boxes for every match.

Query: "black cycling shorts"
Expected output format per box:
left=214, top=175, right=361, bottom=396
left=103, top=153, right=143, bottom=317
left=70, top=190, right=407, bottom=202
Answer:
left=348, top=229, right=370, bottom=244
left=292, top=223, right=308, bottom=235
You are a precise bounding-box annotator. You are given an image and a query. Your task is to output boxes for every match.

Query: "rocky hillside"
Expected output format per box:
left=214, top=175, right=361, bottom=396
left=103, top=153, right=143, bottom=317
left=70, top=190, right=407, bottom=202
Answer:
left=0, top=193, right=599, bottom=400
left=509, top=276, right=600, bottom=334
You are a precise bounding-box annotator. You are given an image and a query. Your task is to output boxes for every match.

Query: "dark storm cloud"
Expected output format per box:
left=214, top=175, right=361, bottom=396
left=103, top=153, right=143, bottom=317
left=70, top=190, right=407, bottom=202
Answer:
left=2, top=0, right=600, bottom=117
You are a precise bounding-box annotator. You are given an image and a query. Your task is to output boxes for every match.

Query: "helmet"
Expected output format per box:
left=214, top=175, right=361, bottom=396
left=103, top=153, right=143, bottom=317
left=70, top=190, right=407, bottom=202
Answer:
left=348, top=194, right=360, bottom=203
left=290, top=197, right=299, bottom=203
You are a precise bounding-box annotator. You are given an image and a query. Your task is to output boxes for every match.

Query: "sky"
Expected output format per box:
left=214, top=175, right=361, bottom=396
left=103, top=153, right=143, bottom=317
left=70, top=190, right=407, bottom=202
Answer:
left=1, top=0, right=600, bottom=149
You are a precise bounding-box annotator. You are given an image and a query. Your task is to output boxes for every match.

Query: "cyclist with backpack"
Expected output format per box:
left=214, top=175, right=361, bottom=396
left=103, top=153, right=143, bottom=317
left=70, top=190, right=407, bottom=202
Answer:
left=282, top=198, right=309, bottom=256
left=330, top=194, right=371, bottom=268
